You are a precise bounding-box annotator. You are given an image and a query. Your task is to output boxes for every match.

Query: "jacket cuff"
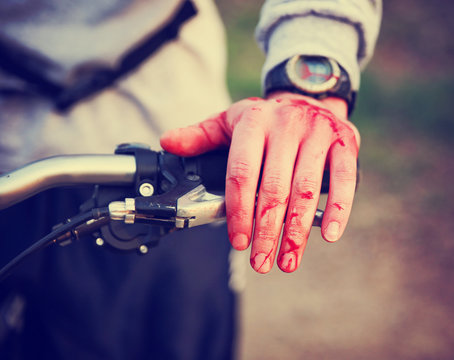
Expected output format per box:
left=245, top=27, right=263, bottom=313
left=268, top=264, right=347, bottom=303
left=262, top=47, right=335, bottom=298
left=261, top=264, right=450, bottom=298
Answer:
left=259, top=15, right=361, bottom=92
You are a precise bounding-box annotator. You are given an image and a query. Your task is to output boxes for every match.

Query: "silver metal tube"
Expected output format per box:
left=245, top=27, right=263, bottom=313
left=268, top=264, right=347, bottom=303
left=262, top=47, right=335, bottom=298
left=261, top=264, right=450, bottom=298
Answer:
left=0, top=155, right=136, bottom=210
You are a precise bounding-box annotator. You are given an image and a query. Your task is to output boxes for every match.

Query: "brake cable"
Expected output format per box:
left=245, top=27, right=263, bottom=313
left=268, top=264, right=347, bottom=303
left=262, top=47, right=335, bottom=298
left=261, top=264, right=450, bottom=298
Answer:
left=0, top=207, right=109, bottom=281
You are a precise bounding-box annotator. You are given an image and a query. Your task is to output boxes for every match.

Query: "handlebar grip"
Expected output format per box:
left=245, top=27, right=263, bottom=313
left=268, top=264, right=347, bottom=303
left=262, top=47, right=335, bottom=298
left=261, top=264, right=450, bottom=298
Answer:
left=183, top=149, right=229, bottom=192
left=186, top=149, right=334, bottom=194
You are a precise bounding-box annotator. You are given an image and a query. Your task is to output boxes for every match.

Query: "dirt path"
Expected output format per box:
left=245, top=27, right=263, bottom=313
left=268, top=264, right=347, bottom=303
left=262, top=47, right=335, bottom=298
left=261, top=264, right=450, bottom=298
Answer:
left=238, top=135, right=454, bottom=359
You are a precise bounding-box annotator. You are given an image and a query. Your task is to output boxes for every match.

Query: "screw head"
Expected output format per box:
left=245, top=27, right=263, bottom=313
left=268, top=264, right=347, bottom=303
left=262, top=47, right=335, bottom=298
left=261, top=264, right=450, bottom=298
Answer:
left=139, top=245, right=149, bottom=254
left=186, top=174, right=200, bottom=181
left=139, top=183, right=154, bottom=197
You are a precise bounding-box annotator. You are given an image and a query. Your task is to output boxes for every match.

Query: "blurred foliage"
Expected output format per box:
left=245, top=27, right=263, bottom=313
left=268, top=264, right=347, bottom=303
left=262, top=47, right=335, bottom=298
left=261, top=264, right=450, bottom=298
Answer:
left=376, top=0, right=454, bottom=77
left=215, top=0, right=454, bottom=144
left=357, top=0, right=454, bottom=143
left=354, top=73, right=454, bottom=143
left=215, top=0, right=264, bottom=100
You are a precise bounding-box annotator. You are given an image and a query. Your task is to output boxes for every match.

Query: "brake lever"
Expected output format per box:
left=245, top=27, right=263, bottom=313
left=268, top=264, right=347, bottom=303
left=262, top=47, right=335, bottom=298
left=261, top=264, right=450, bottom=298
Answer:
left=108, top=183, right=324, bottom=230
left=108, top=183, right=226, bottom=229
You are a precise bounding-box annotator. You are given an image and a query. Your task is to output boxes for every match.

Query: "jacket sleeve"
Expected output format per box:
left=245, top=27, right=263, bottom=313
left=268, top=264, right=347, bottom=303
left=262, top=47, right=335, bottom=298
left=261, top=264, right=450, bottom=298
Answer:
left=255, top=0, right=382, bottom=91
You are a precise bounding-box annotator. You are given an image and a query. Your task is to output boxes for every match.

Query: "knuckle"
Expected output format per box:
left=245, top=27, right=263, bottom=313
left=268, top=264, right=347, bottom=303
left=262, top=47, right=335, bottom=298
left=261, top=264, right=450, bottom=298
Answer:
left=293, top=176, right=319, bottom=199
left=260, top=174, right=289, bottom=203
left=292, top=200, right=315, bottom=216
left=279, top=103, right=304, bottom=119
left=338, top=126, right=356, bottom=140
left=285, top=215, right=306, bottom=240
left=346, top=132, right=359, bottom=148
left=285, top=228, right=306, bottom=245
left=241, top=107, right=266, bottom=126
left=231, top=107, right=266, bottom=129
left=228, top=207, right=250, bottom=223
left=254, top=229, right=278, bottom=246
left=333, top=165, right=356, bottom=183
left=278, top=105, right=309, bottom=131
left=315, top=111, right=333, bottom=122
left=227, top=160, right=255, bottom=187
left=309, top=114, right=335, bottom=133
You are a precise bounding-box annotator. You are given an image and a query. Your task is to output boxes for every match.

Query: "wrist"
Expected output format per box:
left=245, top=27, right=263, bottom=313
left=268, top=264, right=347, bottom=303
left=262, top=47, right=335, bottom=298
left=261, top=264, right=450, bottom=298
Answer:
left=264, top=55, right=356, bottom=115
left=320, top=97, right=349, bottom=120
left=267, top=91, right=349, bottom=120
left=257, top=15, right=361, bottom=91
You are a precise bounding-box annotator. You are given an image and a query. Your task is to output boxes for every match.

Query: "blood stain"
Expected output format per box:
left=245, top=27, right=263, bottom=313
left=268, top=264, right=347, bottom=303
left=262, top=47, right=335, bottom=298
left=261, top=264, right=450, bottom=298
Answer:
left=260, top=203, right=276, bottom=218
left=301, top=191, right=313, bottom=199
left=219, top=111, right=227, bottom=122
left=288, top=212, right=298, bottom=222
left=259, top=195, right=289, bottom=218
left=334, top=138, right=346, bottom=147
left=278, top=251, right=297, bottom=272
left=251, top=248, right=274, bottom=271
left=198, top=124, right=214, bottom=146
left=289, top=99, right=310, bottom=107
left=286, top=238, right=299, bottom=252
left=333, top=203, right=344, bottom=211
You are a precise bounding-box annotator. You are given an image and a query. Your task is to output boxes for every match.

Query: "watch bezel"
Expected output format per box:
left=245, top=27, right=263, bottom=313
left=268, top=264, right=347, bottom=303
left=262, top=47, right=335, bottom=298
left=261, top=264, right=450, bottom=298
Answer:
left=285, top=55, right=341, bottom=94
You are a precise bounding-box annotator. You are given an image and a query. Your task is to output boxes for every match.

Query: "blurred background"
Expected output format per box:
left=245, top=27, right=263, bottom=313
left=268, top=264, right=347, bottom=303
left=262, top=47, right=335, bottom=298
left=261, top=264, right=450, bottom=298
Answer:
left=215, top=1, right=454, bottom=359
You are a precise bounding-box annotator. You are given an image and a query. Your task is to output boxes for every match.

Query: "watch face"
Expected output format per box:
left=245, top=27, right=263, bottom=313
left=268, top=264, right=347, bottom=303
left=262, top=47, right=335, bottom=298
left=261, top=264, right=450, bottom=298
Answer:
left=286, top=56, right=340, bottom=94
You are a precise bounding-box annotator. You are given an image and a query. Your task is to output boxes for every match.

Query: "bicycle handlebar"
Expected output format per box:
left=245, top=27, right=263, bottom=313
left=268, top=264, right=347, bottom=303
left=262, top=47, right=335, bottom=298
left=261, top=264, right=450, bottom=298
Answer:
left=0, top=146, right=331, bottom=213
left=0, top=147, right=233, bottom=208
left=0, top=144, right=328, bottom=234
left=0, top=144, right=328, bottom=276
left=0, top=154, right=136, bottom=210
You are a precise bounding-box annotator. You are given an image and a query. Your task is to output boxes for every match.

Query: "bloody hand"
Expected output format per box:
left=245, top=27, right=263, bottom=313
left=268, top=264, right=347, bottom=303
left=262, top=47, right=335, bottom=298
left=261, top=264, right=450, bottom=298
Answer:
left=160, top=92, right=360, bottom=273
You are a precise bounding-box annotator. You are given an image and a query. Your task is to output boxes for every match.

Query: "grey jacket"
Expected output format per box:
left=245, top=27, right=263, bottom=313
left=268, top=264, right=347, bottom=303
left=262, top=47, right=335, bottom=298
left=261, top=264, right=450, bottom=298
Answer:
left=257, top=0, right=382, bottom=90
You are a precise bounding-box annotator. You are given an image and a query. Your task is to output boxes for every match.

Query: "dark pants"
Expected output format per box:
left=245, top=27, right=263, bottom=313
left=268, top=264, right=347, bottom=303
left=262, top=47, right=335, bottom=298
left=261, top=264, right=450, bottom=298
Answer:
left=0, top=188, right=236, bottom=360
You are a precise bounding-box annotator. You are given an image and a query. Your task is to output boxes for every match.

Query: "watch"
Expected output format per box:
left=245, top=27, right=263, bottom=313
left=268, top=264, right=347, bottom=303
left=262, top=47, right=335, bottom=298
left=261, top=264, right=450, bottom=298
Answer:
left=264, top=55, right=356, bottom=114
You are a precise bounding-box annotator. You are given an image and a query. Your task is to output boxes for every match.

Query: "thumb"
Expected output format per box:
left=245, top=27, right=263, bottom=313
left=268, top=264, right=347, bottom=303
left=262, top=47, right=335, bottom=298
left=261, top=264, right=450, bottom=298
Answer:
left=160, top=111, right=231, bottom=156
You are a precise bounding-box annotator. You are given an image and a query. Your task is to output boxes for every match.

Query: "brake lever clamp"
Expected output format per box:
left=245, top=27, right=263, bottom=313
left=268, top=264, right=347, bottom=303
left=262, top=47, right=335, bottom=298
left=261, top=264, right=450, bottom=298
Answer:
left=80, top=144, right=226, bottom=254
left=110, top=174, right=226, bottom=228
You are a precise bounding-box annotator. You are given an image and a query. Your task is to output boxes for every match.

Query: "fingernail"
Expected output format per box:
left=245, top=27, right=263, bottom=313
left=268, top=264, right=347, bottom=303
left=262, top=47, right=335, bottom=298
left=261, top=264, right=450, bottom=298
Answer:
left=279, top=253, right=297, bottom=273
left=251, top=253, right=272, bottom=273
left=231, top=234, right=248, bottom=250
left=325, top=222, right=340, bottom=242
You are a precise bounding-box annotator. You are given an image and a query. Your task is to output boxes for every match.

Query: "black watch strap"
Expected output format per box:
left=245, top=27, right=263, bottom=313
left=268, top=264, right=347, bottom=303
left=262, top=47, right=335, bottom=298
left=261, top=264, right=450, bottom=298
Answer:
left=264, top=56, right=357, bottom=115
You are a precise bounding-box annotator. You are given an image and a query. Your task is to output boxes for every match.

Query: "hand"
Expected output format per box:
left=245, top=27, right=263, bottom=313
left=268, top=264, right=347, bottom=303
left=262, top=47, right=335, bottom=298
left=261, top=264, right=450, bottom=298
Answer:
left=160, top=92, right=360, bottom=273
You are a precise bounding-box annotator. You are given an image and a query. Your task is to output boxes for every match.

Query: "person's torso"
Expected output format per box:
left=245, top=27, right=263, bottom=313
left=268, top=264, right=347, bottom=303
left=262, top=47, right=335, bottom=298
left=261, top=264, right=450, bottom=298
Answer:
left=0, top=0, right=231, bottom=172
left=0, top=0, right=182, bottom=73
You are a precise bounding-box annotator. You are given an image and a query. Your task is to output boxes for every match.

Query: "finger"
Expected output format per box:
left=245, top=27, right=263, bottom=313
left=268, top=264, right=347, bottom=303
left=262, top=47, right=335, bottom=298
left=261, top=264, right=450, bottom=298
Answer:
left=321, top=135, right=358, bottom=242
left=277, top=123, right=332, bottom=273
left=160, top=112, right=231, bottom=156
left=225, top=110, right=266, bottom=251
left=250, top=107, right=303, bottom=273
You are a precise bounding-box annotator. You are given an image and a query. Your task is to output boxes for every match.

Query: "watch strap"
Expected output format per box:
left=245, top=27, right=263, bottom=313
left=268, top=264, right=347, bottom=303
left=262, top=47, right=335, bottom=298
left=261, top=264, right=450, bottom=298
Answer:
left=264, top=57, right=357, bottom=115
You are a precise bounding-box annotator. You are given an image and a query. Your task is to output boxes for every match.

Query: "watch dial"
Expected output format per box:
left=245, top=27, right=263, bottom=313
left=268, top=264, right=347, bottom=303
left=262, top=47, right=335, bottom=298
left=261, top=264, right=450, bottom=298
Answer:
left=287, top=56, right=340, bottom=94
left=296, top=57, right=333, bottom=84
